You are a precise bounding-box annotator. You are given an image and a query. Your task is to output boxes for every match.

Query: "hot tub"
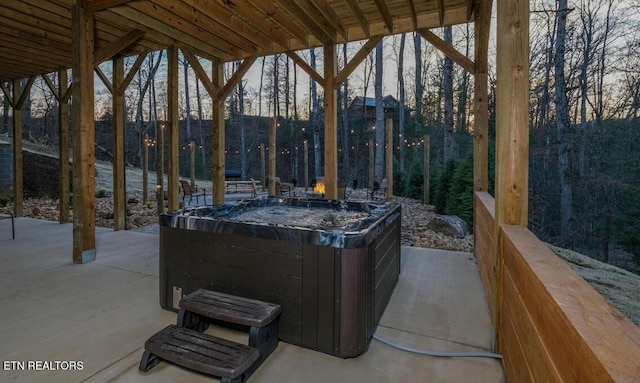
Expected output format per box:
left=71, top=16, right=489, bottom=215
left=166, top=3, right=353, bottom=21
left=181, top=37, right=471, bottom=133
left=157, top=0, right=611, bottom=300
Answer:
left=159, top=197, right=401, bottom=357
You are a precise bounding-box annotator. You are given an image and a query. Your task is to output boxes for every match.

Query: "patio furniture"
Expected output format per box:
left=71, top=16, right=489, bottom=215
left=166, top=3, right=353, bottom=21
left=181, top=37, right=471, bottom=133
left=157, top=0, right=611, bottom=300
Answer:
left=0, top=209, right=14, bottom=239
left=140, top=289, right=281, bottom=382
left=179, top=179, right=206, bottom=205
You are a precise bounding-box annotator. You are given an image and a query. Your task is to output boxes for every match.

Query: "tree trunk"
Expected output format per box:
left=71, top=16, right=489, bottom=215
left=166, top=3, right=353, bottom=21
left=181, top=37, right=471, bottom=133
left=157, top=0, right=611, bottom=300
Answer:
left=414, top=32, right=423, bottom=129
left=238, top=60, right=247, bottom=179
left=555, top=0, right=573, bottom=242
left=374, top=41, right=384, bottom=182
left=442, top=26, right=454, bottom=162
left=398, top=34, right=406, bottom=172
left=342, top=43, right=350, bottom=175
left=310, top=49, right=321, bottom=177
left=195, top=76, right=206, bottom=166
left=183, top=54, right=192, bottom=140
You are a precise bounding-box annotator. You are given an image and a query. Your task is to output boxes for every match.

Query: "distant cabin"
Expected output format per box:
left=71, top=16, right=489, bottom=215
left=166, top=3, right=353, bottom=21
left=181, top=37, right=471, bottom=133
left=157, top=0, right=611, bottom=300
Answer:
left=348, top=95, right=405, bottom=119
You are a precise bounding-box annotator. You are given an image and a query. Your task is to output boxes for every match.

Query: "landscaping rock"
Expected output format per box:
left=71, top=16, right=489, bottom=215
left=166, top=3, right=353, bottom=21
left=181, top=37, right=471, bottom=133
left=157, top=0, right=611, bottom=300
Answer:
left=427, top=215, right=471, bottom=238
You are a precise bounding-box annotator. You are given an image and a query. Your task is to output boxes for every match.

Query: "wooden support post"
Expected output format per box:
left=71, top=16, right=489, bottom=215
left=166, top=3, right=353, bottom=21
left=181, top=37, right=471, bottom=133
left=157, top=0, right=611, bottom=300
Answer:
left=474, top=0, right=491, bottom=192
left=212, top=58, right=225, bottom=205
left=12, top=79, right=23, bottom=217
left=385, top=118, right=393, bottom=201
left=72, top=2, right=96, bottom=263
left=495, top=0, right=530, bottom=352
left=260, top=143, right=266, bottom=191
left=59, top=70, right=70, bottom=223
left=190, top=140, right=196, bottom=189
left=369, top=138, right=374, bottom=190
left=303, top=140, right=309, bottom=192
left=142, top=134, right=148, bottom=203
left=157, top=123, right=164, bottom=215
left=324, top=44, right=338, bottom=200
left=167, top=46, right=179, bottom=212
left=113, top=56, right=125, bottom=230
left=268, top=118, right=276, bottom=196
left=423, top=135, right=430, bottom=205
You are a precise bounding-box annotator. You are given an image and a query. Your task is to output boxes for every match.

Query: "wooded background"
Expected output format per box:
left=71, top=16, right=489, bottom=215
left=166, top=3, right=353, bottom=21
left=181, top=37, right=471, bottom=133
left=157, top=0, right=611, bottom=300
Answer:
left=1, top=0, right=638, bottom=273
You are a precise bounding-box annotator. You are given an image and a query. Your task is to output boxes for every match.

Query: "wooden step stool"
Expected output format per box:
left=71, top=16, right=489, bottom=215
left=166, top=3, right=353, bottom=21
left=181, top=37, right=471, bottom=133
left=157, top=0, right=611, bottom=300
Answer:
left=140, top=289, right=281, bottom=383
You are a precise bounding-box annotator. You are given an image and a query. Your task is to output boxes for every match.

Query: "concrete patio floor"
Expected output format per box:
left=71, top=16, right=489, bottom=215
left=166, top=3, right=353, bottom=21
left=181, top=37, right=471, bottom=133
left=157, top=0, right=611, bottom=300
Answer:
left=0, top=217, right=504, bottom=383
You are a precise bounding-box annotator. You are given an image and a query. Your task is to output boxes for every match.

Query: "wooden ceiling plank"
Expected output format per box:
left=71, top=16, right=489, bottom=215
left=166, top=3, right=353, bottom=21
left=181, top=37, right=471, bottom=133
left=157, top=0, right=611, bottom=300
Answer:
left=149, top=0, right=260, bottom=56
left=0, top=25, right=71, bottom=52
left=335, top=35, right=383, bottom=87
left=0, top=43, right=70, bottom=69
left=218, top=56, right=257, bottom=101
left=272, top=0, right=334, bottom=43
left=417, top=28, right=475, bottom=74
left=311, top=0, right=348, bottom=39
left=128, top=1, right=242, bottom=57
left=94, top=28, right=144, bottom=65
left=285, top=51, right=325, bottom=87
left=110, top=5, right=227, bottom=60
left=82, top=0, right=134, bottom=12
left=373, top=0, right=394, bottom=33
left=0, top=7, right=72, bottom=44
left=0, top=37, right=70, bottom=63
left=22, top=0, right=71, bottom=19
left=117, top=52, right=146, bottom=93
left=182, top=0, right=276, bottom=52
left=3, top=0, right=71, bottom=30
left=181, top=48, right=219, bottom=99
left=341, top=0, right=370, bottom=37
left=94, top=66, right=114, bottom=94
left=247, top=0, right=310, bottom=46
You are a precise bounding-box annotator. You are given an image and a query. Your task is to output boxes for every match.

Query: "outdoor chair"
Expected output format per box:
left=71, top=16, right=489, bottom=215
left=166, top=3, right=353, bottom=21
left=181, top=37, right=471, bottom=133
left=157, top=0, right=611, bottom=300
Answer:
left=179, top=179, right=206, bottom=205
left=370, top=178, right=387, bottom=200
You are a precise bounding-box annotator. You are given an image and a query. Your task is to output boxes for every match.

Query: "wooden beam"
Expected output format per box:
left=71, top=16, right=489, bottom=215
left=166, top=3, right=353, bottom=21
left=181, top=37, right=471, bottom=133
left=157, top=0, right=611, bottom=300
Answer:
left=473, top=0, right=491, bottom=193
left=467, top=0, right=475, bottom=20
left=218, top=56, right=257, bottom=101
left=72, top=2, right=96, bottom=263
left=94, top=66, right=114, bottom=94
left=495, top=0, right=530, bottom=351
left=268, top=118, right=276, bottom=196
left=211, top=58, right=225, bottom=205
left=323, top=44, right=338, bottom=200
left=385, top=118, right=393, bottom=201
left=437, top=0, right=445, bottom=25
left=418, top=29, right=475, bottom=74
left=58, top=69, right=70, bottom=223
left=341, top=0, right=370, bottom=37
left=311, top=0, right=348, bottom=39
left=248, top=0, right=309, bottom=46
left=335, top=35, right=383, bottom=87
left=285, top=51, right=325, bottom=88
left=110, top=5, right=227, bottom=61
left=117, top=52, right=146, bottom=93
left=0, top=83, right=13, bottom=108
left=42, top=74, right=60, bottom=101
left=12, top=79, right=23, bottom=217
left=112, top=56, right=125, bottom=230
left=405, top=0, right=418, bottom=29
left=167, top=46, right=179, bottom=212
left=182, top=48, right=219, bottom=98
left=82, top=0, right=133, bottom=12
left=15, top=76, right=35, bottom=108
left=273, top=0, right=335, bottom=43
left=94, top=28, right=144, bottom=66
left=373, top=0, right=394, bottom=33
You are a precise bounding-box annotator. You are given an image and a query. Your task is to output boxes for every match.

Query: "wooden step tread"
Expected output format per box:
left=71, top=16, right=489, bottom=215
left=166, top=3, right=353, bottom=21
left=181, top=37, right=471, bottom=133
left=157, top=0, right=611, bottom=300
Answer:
left=180, top=289, right=282, bottom=328
left=145, top=325, right=259, bottom=378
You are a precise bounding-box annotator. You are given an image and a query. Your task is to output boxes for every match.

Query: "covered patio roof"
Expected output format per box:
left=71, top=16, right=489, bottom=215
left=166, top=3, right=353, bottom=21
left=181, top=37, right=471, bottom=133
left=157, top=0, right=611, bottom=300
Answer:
left=0, top=0, right=476, bottom=81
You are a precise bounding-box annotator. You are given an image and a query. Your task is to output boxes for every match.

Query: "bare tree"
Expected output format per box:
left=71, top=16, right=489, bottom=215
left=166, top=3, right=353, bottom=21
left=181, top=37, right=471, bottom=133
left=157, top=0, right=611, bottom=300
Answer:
left=397, top=34, right=407, bottom=172
left=442, top=26, right=454, bottom=162
left=310, top=49, right=321, bottom=177
left=374, top=40, right=384, bottom=182
left=413, top=32, right=423, bottom=129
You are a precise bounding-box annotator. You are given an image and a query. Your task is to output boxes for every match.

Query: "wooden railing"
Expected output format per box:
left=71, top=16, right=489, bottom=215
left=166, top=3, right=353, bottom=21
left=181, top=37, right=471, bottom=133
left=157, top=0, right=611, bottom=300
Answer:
left=474, top=191, right=640, bottom=382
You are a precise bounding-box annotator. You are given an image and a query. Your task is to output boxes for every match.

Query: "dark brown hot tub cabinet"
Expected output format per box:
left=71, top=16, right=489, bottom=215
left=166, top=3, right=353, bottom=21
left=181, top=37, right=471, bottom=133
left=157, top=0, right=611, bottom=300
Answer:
left=159, top=198, right=401, bottom=357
